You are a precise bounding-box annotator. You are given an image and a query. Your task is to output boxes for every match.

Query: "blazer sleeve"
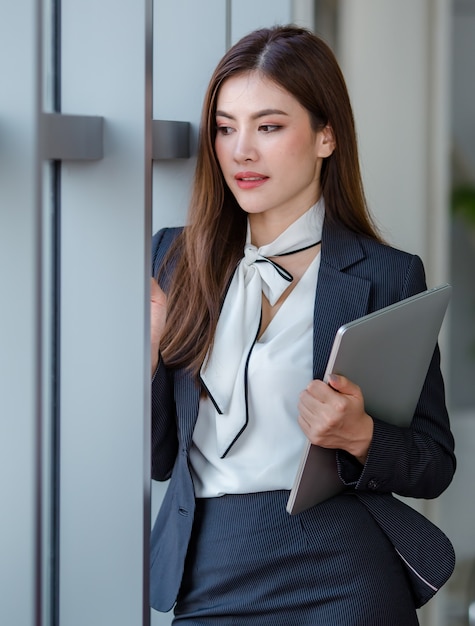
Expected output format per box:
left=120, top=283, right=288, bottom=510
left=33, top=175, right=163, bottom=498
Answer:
left=337, top=254, right=456, bottom=499
left=151, top=361, right=178, bottom=481
left=150, top=228, right=181, bottom=481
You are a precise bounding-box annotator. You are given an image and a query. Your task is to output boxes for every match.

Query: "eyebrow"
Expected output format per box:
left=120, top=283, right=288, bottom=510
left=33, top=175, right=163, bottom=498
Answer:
left=215, top=108, right=289, bottom=120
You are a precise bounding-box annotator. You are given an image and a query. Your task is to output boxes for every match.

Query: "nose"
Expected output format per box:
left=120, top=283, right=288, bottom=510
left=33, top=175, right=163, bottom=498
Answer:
left=233, top=130, right=258, bottom=163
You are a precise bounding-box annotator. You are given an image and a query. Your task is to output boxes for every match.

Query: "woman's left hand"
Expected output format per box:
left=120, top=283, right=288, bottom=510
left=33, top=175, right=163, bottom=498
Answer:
left=298, top=374, right=374, bottom=465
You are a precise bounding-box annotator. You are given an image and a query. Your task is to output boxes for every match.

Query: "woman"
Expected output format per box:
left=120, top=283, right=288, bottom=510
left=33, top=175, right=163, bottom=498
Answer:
left=150, top=25, right=456, bottom=625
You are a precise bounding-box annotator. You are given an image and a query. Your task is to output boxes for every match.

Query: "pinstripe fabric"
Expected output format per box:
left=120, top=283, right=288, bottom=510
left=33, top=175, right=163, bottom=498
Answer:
left=150, top=219, right=456, bottom=617
left=173, top=491, right=419, bottom=625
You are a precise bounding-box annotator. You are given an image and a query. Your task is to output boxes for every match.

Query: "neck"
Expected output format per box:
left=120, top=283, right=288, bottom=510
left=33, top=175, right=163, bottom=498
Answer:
left=248, top=200, right=320, bottom=248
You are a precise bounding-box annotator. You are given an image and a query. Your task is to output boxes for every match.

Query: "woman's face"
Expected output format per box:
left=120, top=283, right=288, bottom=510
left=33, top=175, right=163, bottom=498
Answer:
left=214, top=71, right=334, bottom=233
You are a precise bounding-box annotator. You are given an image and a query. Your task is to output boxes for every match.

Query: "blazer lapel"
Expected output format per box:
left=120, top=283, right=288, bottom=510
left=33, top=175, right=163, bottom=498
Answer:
left=313, top=221, right=372, bottom=379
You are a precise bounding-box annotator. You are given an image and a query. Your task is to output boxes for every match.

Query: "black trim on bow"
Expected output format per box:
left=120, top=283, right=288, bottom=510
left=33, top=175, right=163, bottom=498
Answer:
left=254, top=240, right=322, bottom=285
left=219, top=313, right=262, bottom=459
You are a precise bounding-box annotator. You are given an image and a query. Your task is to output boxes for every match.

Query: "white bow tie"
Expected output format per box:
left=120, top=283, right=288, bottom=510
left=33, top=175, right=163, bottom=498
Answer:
left=242, top=243, right=294, bottom=305
left=200, top=199, right=325, bottom=457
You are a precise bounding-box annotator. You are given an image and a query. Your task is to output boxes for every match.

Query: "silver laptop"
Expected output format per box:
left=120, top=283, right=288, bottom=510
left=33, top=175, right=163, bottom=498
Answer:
left=286, top=283, right=452, bottom=515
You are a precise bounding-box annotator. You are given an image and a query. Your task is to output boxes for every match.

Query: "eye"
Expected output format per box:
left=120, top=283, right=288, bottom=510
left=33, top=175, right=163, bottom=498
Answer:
left=259, top=124, right=281, bottom=133
left=216, top=125, right=234, bottom=136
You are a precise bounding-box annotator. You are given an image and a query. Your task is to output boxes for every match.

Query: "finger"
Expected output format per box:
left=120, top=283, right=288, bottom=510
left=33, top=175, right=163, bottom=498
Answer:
left=297, top=396, right=337, bottom=445
left=303, top=379, right=338, bottom=407
left=298, top=385, right=333, bottom=429
left=327, top=373, right=361, bottom=398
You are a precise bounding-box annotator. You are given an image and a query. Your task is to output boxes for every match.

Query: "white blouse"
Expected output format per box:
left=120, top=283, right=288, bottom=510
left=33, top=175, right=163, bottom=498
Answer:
left=190, top=252, right=321, bottom=498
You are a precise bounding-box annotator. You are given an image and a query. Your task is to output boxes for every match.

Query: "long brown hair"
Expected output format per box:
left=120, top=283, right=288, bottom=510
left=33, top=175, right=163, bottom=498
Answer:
left=159, top=25, right=381, bottom=375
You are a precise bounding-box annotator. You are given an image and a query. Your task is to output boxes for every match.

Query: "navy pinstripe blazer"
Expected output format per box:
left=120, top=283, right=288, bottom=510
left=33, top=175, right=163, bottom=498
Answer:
left=150, top=218, right=456, bottom=612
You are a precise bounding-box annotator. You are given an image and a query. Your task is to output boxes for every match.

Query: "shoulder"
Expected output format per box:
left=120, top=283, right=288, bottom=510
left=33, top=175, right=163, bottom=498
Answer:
left=323, top=219, right=421, bottom=269
left=322, top=221, right=427, bottom=304
left=151, top=226, right=184, bottom=277
left=360, top=237, right=427, bottom=303
left=356, top=233, right=426, bottom=287
left=358, top=233, right=424, bottom=273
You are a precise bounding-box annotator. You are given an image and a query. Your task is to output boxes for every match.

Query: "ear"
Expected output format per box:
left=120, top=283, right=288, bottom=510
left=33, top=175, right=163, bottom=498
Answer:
left=315, top=125, right=336, bottom=158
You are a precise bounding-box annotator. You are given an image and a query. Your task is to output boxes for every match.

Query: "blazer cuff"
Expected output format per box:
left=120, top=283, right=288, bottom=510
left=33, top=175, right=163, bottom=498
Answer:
left=336, top=449, right=364, bottom=486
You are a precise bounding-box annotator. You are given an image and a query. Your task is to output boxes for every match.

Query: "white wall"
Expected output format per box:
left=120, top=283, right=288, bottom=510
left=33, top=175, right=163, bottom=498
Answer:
left=338, top=0, right=451, bottom=292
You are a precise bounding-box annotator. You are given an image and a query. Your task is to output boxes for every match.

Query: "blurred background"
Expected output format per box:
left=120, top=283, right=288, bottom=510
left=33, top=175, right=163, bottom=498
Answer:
left=1, top=1, right=474, bottom=625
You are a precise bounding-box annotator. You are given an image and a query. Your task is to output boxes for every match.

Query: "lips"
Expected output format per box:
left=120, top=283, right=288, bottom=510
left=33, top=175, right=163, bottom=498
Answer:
left=234, top=171, right=269, bottom=189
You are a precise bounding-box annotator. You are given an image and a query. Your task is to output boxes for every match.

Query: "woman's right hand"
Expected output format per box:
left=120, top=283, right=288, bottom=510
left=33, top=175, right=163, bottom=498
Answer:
left=151, top=278, right=167, bottom=376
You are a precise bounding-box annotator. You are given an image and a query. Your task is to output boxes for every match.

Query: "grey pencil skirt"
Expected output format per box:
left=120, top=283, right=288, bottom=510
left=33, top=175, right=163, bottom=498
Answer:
left=172, top=490, right=419, bottom=625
